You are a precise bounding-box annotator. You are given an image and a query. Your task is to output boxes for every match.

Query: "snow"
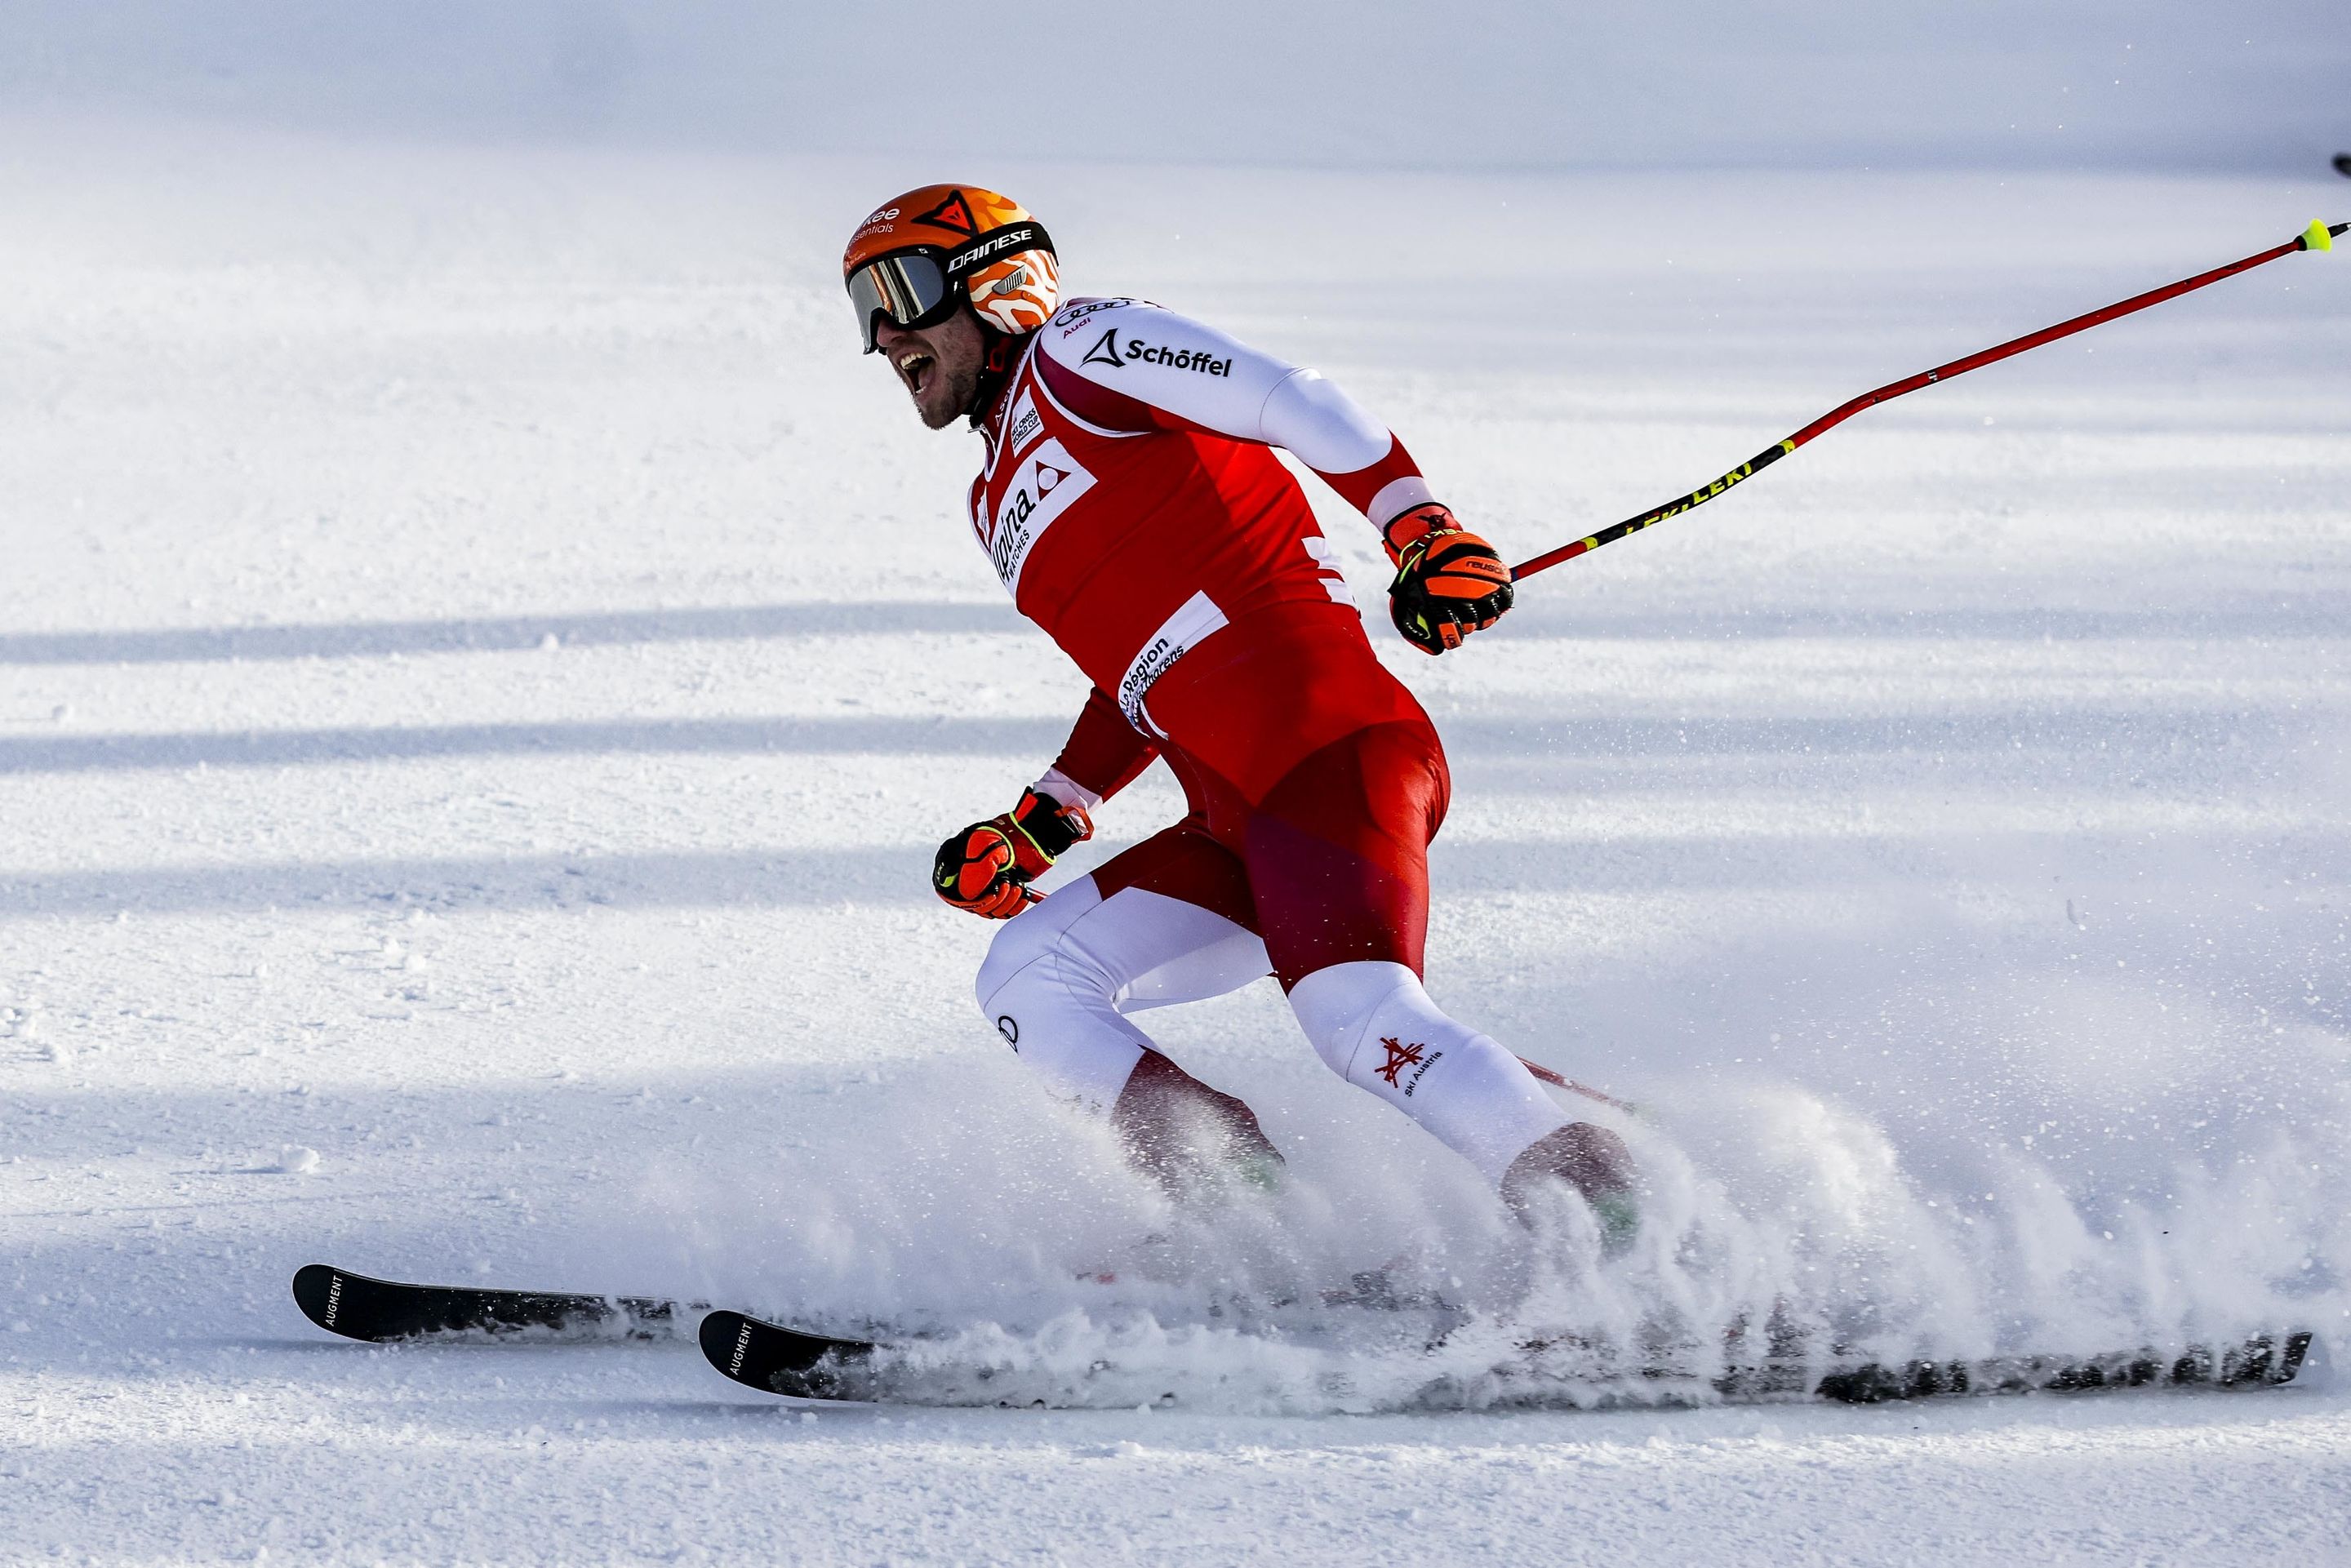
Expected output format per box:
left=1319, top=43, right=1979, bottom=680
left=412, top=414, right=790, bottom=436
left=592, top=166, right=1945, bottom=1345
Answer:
left=7, top=2, right=2347, bottom=174
left=4, top=120, right=2350, bottom=1561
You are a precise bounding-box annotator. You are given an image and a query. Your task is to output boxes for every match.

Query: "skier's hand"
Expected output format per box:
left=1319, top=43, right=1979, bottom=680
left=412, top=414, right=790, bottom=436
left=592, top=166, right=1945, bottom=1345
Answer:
left=1383, top=504, right=1513, bottom=655
left=932, top=788, right=1093, bottom=919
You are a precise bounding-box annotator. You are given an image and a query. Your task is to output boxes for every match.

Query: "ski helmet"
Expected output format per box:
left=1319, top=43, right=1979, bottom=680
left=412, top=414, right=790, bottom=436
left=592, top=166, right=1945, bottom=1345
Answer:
left=842, top=184, right=1059, bottom=353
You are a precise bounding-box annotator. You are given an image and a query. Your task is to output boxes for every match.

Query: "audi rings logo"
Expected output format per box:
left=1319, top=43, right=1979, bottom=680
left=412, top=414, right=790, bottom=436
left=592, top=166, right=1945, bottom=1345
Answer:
left=997, top=1015, right=1020, bottom=1049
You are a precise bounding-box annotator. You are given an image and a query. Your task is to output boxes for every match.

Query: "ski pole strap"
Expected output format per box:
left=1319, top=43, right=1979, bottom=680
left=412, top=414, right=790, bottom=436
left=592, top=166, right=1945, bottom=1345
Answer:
left=1513, top=219, right=2348, bottom=582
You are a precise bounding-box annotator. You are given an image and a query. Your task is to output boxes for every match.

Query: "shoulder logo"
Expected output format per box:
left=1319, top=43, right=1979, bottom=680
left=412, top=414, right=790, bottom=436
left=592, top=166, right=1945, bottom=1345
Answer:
left=1078, top=324, right=1230, bottom=378
left=1082, top=328, right=1125, bottom=369
left=913, top=190, right=978, bottom=237
left=1051, top=297, right=1132, bottom=336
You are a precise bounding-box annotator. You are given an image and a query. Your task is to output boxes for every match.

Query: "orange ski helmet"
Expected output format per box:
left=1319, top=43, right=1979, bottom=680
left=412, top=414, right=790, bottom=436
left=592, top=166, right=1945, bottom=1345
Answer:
left=842, top=184, right=1059, bottom=353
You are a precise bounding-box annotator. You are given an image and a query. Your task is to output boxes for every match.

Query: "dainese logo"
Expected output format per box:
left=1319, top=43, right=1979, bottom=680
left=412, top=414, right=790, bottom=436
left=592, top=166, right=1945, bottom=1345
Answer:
left=947, top=224, right=1038, bottom=276
left=913, top=190, right=979, bottom=236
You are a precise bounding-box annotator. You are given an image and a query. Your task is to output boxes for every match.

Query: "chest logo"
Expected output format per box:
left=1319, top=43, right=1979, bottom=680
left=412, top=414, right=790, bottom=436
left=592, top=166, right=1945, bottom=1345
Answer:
left=986, top=438, right=1096, bottom=593
left=1004, top=389, right=1044, bottom=456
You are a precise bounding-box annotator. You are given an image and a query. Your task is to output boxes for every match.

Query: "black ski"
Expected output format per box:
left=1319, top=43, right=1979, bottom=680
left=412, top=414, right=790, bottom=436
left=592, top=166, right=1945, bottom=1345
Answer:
left=1739, top=1330, right=2309, bottom=1403
left=291, top=1263, right=690, bottom=1343
left=697, top=1305, right=2310, bottom=1406
left=699, top=1308, right=877, bottom=1397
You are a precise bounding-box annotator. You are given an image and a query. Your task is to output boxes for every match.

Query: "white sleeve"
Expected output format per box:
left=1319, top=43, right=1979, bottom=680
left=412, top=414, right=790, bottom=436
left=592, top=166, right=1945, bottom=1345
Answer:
left=1029, top=766, right=1104, bottom=812
left=1257, top=367, right=1396, bottom=477
left=1035, top=300, right=1397, bottom=475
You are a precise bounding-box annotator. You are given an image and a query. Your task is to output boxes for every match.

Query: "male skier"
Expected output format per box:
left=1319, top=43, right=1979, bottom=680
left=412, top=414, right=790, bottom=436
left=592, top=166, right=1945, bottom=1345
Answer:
left=843, top=184, right=1633, bottom=1229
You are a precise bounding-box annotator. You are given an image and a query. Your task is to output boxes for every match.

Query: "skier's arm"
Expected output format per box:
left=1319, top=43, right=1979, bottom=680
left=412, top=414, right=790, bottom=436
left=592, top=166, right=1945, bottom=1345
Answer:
left=1032, top=686, right=1158, bottom=812
left=1033, top=300, right=1433, bottom=530
left=936, top=688, right=1149, bottom=921
left=1036, top=300, right=1514, bottom=655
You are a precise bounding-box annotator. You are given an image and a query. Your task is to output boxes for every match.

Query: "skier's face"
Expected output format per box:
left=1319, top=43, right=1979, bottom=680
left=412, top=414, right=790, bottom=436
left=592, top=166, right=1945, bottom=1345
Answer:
left=873, top=309, right=986, bottom=430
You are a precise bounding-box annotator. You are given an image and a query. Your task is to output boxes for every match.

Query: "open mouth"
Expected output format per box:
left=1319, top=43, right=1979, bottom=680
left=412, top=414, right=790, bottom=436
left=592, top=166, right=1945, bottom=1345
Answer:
left=896, top=349, right=936, bottom=399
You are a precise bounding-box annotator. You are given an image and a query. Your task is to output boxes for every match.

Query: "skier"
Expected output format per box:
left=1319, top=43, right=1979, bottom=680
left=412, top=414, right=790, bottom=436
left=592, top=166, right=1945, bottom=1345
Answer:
left=844, top=184, right=1634, bottom=1235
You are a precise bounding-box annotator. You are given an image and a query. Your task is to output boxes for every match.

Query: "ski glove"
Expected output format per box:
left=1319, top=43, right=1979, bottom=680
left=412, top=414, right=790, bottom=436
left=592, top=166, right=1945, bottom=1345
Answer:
left=1383, top=503, right=1513, bottom=656
left=933, top=788, right=1094, bottom=919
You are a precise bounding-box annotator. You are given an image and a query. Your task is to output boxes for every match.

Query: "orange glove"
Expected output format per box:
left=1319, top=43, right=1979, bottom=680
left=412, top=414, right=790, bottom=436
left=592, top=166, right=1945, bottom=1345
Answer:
left=1383, top=503, right=1513, bottom=655
left=933, top=788, right=1093, bottom=919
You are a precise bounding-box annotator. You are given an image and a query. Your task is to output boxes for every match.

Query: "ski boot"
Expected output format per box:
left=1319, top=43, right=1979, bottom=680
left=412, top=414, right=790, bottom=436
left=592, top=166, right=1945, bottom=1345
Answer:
left=1110, top=1049, right=1285, bottom=1201
left=1500, top=1121, right=1639, bottom=1253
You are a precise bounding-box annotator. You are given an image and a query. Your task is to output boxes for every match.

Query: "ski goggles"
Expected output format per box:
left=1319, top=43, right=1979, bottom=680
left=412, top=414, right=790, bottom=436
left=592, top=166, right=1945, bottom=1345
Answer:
left=846, top=222, right=1053, bottom=353
left=847, top=252, right=958, bottom=352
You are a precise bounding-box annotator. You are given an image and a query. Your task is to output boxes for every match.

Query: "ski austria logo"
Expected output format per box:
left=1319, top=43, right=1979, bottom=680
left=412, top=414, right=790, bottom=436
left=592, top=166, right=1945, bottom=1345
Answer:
left=1082, top=327, right=1232, bottom=377
left=1376, top=1037, right=1443, bottom=1098
left=985, top=439, right=1096, bottom=592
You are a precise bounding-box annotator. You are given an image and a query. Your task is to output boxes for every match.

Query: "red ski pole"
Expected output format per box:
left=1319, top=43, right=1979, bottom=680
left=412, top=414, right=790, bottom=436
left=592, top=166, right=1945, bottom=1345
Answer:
left=1513, top=220, right=2346, bottom=582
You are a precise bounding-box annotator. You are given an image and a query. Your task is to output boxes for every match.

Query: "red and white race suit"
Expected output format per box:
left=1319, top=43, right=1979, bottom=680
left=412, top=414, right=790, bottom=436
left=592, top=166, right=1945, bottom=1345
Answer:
left=965, top=297, right=1578, bottom=1188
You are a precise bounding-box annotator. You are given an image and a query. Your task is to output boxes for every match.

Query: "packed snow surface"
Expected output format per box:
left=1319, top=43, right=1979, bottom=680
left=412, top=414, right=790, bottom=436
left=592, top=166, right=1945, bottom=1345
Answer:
left=3, top=122, right=2349, bottom=1562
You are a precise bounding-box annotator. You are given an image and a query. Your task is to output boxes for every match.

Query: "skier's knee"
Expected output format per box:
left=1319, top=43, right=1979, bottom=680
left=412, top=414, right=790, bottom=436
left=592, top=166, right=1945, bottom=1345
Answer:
left=1288, top=960, right=1576, bottom=1188
left=974, top=916, right=1038, bottom=1019
left=973, top=886, right=1114, bottom=1030
left=1285, top=959, right=1424, bottom=1079
left=968, top=883, right=1153, bottom=1117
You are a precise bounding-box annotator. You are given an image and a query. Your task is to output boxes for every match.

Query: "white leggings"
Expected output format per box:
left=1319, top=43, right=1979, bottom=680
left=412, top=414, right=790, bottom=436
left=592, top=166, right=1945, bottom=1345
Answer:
left=975, top=875, right=1572, bottom=1186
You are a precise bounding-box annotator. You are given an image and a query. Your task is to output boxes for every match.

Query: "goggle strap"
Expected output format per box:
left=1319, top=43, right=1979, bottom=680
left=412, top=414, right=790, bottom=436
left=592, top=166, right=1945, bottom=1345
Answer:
left=943, top=222, right=1055, bottom=284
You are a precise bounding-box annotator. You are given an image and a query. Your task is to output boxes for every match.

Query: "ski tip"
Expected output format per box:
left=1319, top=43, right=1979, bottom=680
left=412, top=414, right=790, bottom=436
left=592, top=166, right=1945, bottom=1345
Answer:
left=2302, top=220, right=2336, bottom=252
left=697, top=1308, right=875, bottom=1399
left=291, top=1263, right=365, bottom=1340
left=699, top=1310, right=759, bottom=1388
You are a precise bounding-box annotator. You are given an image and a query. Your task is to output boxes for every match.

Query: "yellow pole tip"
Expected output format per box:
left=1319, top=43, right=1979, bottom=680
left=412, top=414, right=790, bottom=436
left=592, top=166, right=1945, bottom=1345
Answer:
left=2304, top=220, right=2334, bottom=252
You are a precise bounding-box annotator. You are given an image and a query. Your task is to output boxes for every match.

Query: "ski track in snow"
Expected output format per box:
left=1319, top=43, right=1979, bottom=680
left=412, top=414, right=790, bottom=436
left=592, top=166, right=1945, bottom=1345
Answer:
left=3, top=122, right=2349, bottom=1563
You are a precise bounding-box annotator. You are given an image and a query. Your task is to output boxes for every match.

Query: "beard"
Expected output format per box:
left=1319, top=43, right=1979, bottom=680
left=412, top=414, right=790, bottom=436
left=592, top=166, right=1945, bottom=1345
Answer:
left=916, top=356, right=982, bottom=429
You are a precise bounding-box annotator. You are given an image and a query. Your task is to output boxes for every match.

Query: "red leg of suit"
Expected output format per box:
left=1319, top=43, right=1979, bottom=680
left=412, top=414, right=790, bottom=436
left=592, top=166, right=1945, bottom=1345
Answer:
left=1152, top=719, right=1446, bottom=985
left=991, top=604, right=1632, bottom=1214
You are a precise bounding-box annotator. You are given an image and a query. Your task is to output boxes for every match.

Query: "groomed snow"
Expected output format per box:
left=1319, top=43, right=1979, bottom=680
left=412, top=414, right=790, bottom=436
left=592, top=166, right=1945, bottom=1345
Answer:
left=3, top=122, right=2349, bottom=1563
